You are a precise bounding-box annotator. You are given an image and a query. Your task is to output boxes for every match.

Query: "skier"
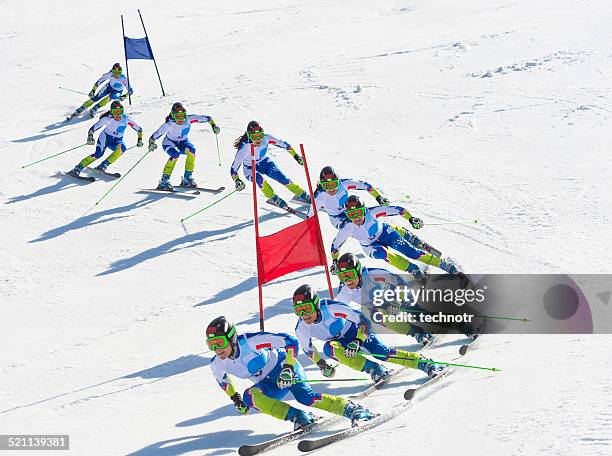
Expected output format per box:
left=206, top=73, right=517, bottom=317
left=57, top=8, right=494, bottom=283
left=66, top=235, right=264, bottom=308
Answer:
left=330, top=195, right=460, bottom=281
left=307, top=166, right=390, bottom=229
left=67, top=100, right=143, bottom=178
left=67, top=63, right=133, bottom=120
left=148, top=102, right=220, bottom=190
left=291, top=284, right=445, bottom=383
left=207, top=316, right=375, bottom=429
left=230, top=121, right=311, bottom=210
left=334, top=252, right=435, bottom=345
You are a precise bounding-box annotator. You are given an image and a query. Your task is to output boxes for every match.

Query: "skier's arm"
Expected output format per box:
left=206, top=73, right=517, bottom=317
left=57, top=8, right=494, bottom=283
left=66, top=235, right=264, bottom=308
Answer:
left=230, top=145, right=248, bottom=178
left=88, top=117, right=111, bottom=134
left=343, top=178, right=388, bottom=204
left=210, top=361, right=238, bottom=398
left=91, top=72, right=111, bottom=94
left=126, top=116, right=144, bottom=145
left=149, top=121, right=171, bottom=142
left=307, top=189, right=325, bottom=217
left=330, top=225, right=351, bottom=260
left=267, top=134, right=302, bottom=163
left=120, top=77, right=134, bottom=96
left=248, top=332, right=299, bottom=367
left=327, top=302, right=371, bottom=342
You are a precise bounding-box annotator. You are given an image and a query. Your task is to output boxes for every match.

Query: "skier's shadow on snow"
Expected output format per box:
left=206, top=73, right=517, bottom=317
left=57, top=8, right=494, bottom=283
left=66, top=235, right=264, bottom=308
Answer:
left=97, top=210, right=290, bottom=276
left=0, top=353, right=209, bottom=415
left=6, top=172, right=92, bottom=204
left=195, top=269, right=322, bottom=308
left=127, top=430, right=275, bottom=456
left=11, top=117, right=89, bottom=143
left=29, top=194, right=158, bottom=243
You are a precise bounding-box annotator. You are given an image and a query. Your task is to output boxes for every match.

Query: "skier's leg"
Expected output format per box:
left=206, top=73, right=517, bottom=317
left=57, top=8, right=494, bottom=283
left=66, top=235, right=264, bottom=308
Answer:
left=243, top=386, right=291, bottom=420
left=97, top=139, right=126, bottom=171
left=289, top=362, right=351, bottom=417
left=71, top=134, right=108, bottom=174
left=262, top=158, right=310, bottom=203
left=90, top=94, right=111, bottom=117
left=181, top=142, right=197, bottom=186
left=322, top=340, right=367, bottom=371
left=158, top=145, right=180, bottom=190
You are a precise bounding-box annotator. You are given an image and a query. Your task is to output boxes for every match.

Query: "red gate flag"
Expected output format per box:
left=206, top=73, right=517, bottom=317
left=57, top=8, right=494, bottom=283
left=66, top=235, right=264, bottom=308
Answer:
left=256, top=216, right=327, bottom=285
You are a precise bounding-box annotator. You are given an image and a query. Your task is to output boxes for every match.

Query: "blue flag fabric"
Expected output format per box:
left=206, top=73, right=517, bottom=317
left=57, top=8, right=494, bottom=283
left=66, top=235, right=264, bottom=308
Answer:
left=124, top=37, right=154, bottom=60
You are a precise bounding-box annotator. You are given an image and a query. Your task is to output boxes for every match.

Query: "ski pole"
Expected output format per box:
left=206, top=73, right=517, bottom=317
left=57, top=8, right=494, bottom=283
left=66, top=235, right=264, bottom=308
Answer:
left=59, top=86, right=89, bottom=96
left=215, top=133, right=221, bottom=166
left=370, top=354, right=500, bottom=372
left=94, top=148, right=151, bottom=206
left=22, top=143, right=87, bottom=169
left=181, top=190, right=237, bottom=222
left=426, top=219, right=478, bottom=226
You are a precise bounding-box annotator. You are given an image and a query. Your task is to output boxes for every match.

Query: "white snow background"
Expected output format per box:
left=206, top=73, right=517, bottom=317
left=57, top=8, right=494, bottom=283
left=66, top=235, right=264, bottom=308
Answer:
left=1, top=0, right=611, bottom=455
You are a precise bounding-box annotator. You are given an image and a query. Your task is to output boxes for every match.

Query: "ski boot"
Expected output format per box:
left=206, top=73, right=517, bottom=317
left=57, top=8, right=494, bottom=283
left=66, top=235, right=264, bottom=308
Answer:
left=439, top=257, right=459, bottom=275
left=417, top=355, right=445, bottom=378
left=67, top=106, right=85, bottom=121
left=286, top=407, right=315, bottom=430
left=294, top=191, right=311, bottom=205
left=364, top=360, right=390, bottom=383
left=180, top=175, right=198, bottom=188
left=407, top=263, right=426, bottom=285
left=267, top=194, right=289, bottom=210
left=157, top=174, right=173, bottom=191
left=414, top=332, right=434, bottom=346
left=67, top=164, right=84, bottom=177
left=343, top=401, right=374, bottom=426
left=89, top=104, right=101, bottom=118
left=95, top=161, right=109, bottom=172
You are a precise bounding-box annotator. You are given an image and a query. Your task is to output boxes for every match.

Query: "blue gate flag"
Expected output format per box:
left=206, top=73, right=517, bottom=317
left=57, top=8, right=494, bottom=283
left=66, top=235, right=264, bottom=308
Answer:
left=124, top=37, right=153, bottom=60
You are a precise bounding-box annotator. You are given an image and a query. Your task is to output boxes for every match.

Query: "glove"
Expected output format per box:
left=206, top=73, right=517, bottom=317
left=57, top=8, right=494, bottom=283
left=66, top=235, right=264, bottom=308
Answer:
left=148, top=140, right=157, bottom=152
left=230, top=392, right=250, bottom=415
left=330, top=259, right=338, bottom=275
left=234, top=177, right=246, bottom=191
left=137, top=137, right=144, bottom=148
left=120, top=94, right=128, bottom=101
left=88, top=86, right=97, bottom=98
left=86, top=132, right=95, bottom=145
left=344, top=339, right=363, bottom=359
left=316, top=359, right=336, bottom=378
left=376, top=195, right=390, bottom=206
left=276, top=364, right=296, bottom=389
left=409, top=217, right=424, bottom=230
left=293, top=154, right=304, bottom=166
left=211, top=123, right=221, bottom=134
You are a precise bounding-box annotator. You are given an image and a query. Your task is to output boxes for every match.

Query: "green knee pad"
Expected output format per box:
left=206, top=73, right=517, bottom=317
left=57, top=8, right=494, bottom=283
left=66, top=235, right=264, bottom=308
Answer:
left=98, top=96, right=110, bottom=108
left=185, top=149, right=196, bottom=173
left=79, top=155, right=96, bottom=168
left=106, top=146, right=123, bottom=164
left=386, top=251, right=412, bottom=271
left=262, top=180, right=275, bottom=199
left=286, top=182, right=305, bottom=196
left=249, top=387, right=290, bottom=420
left=82, top=99, right=94, bottom=108
left=163, top=158, right=177, bottom=176
left=311, top=393, right=349, bottom=416
left=329, top=341, right=367, bottom=371
left=387, top=349, right=420, bottom=369
left=418, top=253, right=441, bottom=267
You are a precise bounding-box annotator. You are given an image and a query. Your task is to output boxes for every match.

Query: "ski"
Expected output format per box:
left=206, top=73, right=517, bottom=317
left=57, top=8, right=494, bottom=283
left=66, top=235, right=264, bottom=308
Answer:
left=297, top=402, right=409, bottom=452
left=403, top=366, right=453, bottom=400
left=64, top=172, right=95, bottom=182
left=459, top=335, right=483, bottom=356
left=238, top=416, right=332, bottom=456
left=266, top=201, right=308, bottom=219
left=417, top=240, right=441, bottom=257
left=176, top=185, right=225, bottom=194
left=138, top=188, right=200, bottom=197
left=87, top=168, right=121, bottom=179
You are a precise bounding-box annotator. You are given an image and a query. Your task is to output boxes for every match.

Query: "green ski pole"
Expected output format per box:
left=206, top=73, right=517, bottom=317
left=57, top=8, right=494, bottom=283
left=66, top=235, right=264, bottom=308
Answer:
left=94, top=148, right=152, bottom=206
left=181, top=190, right=237, bottom=222
left=22, top=143, right=87, bottom=169
left=215, top=133, right=221, bottom=166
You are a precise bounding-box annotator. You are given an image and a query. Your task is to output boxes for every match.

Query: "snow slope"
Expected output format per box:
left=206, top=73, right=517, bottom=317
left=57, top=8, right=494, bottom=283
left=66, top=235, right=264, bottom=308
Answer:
left=1, top=0, right=611, bottom=455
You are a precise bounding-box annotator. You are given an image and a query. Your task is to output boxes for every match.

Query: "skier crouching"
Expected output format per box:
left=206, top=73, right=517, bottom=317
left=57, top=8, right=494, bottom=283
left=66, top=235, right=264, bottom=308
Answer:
left=207, top=316, right=374, bottom=429
left=291, top=285, right=444, bottom=383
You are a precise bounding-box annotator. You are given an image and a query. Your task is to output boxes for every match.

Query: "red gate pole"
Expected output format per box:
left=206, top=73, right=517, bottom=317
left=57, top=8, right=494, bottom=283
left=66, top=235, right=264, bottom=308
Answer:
left=250, top=144, right=265, bottom=330
left=299, top=144, right=334, bottom=299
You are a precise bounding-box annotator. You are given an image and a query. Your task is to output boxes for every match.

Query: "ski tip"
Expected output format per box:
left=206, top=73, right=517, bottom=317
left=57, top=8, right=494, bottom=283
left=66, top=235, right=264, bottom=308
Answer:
left=459, top=345, right=469, bottom=356
left=297, top=440, right=312, bottom=452
left=404, top=389, right=416, bottom=400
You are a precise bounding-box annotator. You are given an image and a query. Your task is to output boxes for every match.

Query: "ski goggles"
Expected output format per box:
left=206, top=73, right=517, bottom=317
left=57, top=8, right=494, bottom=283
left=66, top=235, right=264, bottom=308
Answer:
left=172, top=111, right=187, bottom=121
left=337, top=268, right=360, bottom=282
left=206, top=326, right=236, bottom=350
left=247, top=130, right=264, bottom=142
left=111, top=69, right=122, bottom=76
left=292, top=296, right=319, bottom=317
left=321, top=179, right=339, bottom=191
left=111, top=108, right=124, bottom=116
left=345, top=207, right=365, bottom=220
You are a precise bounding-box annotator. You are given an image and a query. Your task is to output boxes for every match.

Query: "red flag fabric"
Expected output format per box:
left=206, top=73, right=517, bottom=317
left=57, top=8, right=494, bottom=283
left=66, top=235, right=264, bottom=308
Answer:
left=256, top=216, right=326, bottom=285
